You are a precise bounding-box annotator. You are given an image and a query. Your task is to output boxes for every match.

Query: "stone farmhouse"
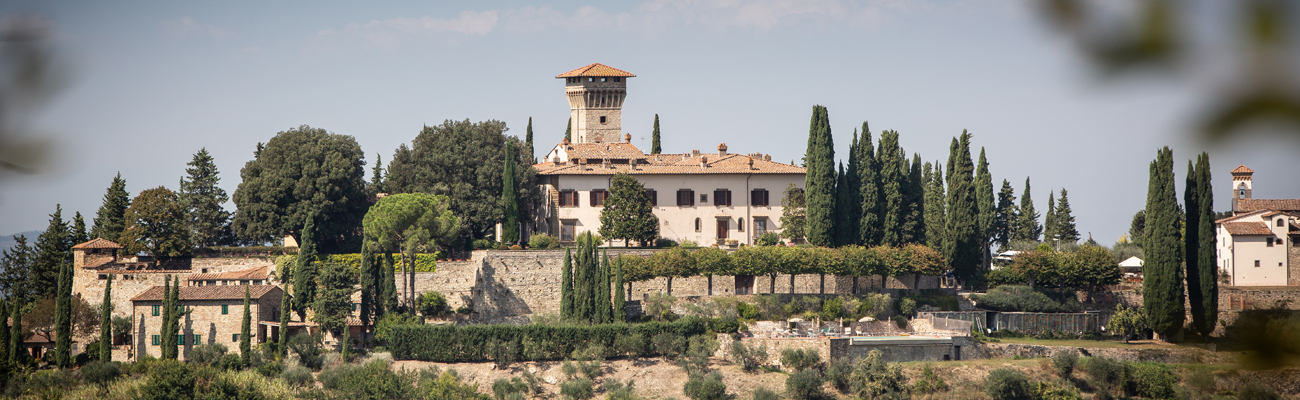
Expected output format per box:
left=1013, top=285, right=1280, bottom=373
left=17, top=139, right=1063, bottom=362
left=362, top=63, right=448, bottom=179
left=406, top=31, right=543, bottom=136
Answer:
left=1216, top=165, right=1300, bottom=286
left=534, top=64, right=806, bottom=247
left=129, top=285, right=283, bottom=360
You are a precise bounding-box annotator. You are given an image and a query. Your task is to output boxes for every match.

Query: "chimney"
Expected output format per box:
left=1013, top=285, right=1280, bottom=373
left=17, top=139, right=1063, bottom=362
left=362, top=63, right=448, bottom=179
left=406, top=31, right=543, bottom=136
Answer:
left=748, top=158, right=754, bottom=169
left=562, top=137, right=570, bottom=146
left=691, top=149, right=700, bottom=158
left=763, top=154, right=771, bottom=161
left=718, top=143, right=728, bottom=156
left=624, top=133, right=632, bottom=143
left=603, top=158, right=612, bottom=169
left=700, top=156, right=708, bottom=168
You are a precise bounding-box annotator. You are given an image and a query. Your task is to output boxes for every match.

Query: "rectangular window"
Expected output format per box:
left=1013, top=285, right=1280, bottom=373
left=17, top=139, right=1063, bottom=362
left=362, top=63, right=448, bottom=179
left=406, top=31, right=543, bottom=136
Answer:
left=193, top=334, right=201, bottom=345
left=232, top=334, right=240, bottom=343
left=713, top=190, right=732, bottom=206
left=176, top=335, right=184, bottom=345
left=751, top=189, right=770, bottom=207
left=754, top=219, right=768, bottom=236
left=561, top=220, right=576, bottom=242
left=152, top=335, right=159, bottom=346
left=222, top=304, right=229, bottom=315
left=1256, top=260, right=1261, bottom=267
left=646, top=189, right=657, bottom=206
left=589, top=189, right=609, bottom=206
left=559, top=190, right=578, bottom=207
left=152, top=305, right=160, bottom=316
left=1280, top=219, right=1286, bottom=227
left=677, top=189, right=695, bottom=206
left=1268, top=237, right=1274, bottom=247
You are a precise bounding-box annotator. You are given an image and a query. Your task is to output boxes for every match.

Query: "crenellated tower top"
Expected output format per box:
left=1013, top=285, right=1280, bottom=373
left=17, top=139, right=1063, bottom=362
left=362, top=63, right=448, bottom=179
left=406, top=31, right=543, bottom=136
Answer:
left=557, top=63, right=635, bottom=144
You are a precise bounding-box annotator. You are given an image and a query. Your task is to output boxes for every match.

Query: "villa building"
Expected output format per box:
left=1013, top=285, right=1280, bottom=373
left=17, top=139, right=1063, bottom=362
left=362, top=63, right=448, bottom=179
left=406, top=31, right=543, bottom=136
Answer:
left=1216, top=165, right=1300, bottom=286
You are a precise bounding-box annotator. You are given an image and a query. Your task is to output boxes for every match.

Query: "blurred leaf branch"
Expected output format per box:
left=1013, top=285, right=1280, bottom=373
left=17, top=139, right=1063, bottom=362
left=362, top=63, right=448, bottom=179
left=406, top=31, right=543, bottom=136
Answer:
left=0, top=14, right=62, bottom=178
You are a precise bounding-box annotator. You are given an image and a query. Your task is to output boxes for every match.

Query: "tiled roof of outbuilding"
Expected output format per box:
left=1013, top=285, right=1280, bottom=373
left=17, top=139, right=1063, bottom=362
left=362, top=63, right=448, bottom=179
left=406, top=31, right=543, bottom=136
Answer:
left=72, top=238, right=121, bottom=249
left=562, top=143, right=647, bottom=160
left=1223, top=222, right=1273, bottom=236
left=185, top=267, right=269, bottom=282
left=556, top=63, right=635, bottom=78
left=1236, top=199, right=1300, bottom=212
left=131, top=285, right=282, bottom=302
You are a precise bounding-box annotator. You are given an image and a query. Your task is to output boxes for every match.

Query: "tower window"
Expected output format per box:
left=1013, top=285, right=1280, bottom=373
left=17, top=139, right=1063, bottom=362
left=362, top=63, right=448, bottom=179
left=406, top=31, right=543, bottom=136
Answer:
left=600, top=116, right=607, bottom=124
left=614, top=77, right=621, bottom=82
left=695, top=218, right=702, bottom=232
left=601, top=77, right=607, bottom=82
left=1279, top=219, right=1286, bottom=227
left=588, top=77, right=594, bottom=82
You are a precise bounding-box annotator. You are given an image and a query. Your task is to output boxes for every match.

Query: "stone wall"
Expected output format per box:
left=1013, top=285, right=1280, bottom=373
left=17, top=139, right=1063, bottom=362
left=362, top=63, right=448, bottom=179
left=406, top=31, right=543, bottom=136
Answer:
left=128, top=293, right=280, bottom=361
left=972, top=342, right=1227, bottom=364
left=1290, top=246, right=1300, bottom=286
left=73, top=257, right=278, bottom=320
left=1081, top=287, right=1300, bottom=336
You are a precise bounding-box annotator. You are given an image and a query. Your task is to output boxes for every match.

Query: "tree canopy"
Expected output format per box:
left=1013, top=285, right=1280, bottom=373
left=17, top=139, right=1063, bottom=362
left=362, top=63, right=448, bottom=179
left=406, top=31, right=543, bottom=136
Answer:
left=91, top=173, right=131, bottom=241
left=232, top=125, right=368, bottom=250
left=1143, top=147, right=1184, bottom=339
left=120, top=186, right=192, bottom=258
left=33, top=205, right=71, bottom=297
left=803, top=105, right=835, bottom=247
left=599, top=173, right=659, bottom=247
left=180, top=148, right=232, bottom=248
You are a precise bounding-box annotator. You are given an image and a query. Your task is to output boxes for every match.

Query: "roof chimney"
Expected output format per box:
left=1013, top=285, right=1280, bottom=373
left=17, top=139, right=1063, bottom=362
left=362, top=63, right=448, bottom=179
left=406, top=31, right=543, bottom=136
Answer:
left=691, top=149, right=700, bottom=158
left=562, top=138, right=570, bottom=146
left=763, top=154, right=771, bottom=161
left=718, top=143, right=728, bottom=156
left=748, top=158, right=754, bottom=169
left=625, top=133, right=632, bottom=143
left=603, top=158, right=612, bottom=169
left=700, top=156, right=708, bottom=168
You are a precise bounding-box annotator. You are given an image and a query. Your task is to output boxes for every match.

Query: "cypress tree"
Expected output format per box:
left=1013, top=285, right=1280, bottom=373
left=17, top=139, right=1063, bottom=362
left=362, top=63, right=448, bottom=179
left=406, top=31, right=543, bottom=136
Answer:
left=359, top=242, right=375, bottom=336
left=525, top=117, right=536, bottom=163
left=1014, top=178, right=1042, bottom=242
left=1193, top=152, right=1217, bottom=337
left=902, top=153, right=925, bottom=244
left=100, top=274, right=114, bottom=362
left=923, top=162, right=947, bottom=251
left=241, top=285, right=251, bottom=366
left=564, top=117, right=572, bottom=142
left=857, top=124, right=881, bottom=246
left=9, top=299, right=21, bottom=364
left=294, top=217, right=318, bottom=320
left=993, top=180, right=1017, bottom=250
left=833, top=162, right=851, bottom=246
left=54, top=261, right=72, bottom=367
left=877, top=130, right=904, bottom=246
left=160, top=275, right=174, bottom=359
left=34, top=205, right=71, bottom=297
left=278, top=283, right=290, bottom=358
left=1054, top=189, right=1080, bottom=243
left=613, top=257, right=626, bottom=322
left=382, top=252, right=397, bottom=315
left=1044, top=191, right=1058, bottom=243
left=561, top=248, right=574, bottom=319
left=71, top=212, right=89, bottom=245
left=1143, top=147, right=1184, bottom=340
left=803, top=105, right=835, bottom=247
left=502, top=142, right=520, bottom=245
left=573, top=236, right=590, bottom=321
left=651, top=114, right=662, bottom=154
left=944, top=131, right=980, bottom=285
left=340, top=321, right=351, bottom=361
left=841, top=133, right=863, bottom=246
left=371, top=153, right=385, bottom=193
left=91, top=172, right=131, bottom=241
left=599, top=250, right=611, bottom=323
left=975, top=148, right=995, bottom=268
left=0, top=300, right=8, bottom=363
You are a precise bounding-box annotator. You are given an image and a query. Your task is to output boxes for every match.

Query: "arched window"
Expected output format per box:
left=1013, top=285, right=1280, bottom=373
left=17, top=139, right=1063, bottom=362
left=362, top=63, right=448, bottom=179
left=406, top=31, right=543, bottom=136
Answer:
left=695, top=218, right=702, bottom=232
left=738, top=219, right=744, bottom=232
left=1238, top=183, right=1247, bottom=198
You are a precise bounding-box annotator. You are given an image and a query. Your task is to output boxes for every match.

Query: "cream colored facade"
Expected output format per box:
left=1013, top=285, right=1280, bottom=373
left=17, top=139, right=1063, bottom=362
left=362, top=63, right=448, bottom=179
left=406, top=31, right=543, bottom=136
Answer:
left=1216, top=165, right=1300, bottom=286
left=130, top=285, right=283, bottom=361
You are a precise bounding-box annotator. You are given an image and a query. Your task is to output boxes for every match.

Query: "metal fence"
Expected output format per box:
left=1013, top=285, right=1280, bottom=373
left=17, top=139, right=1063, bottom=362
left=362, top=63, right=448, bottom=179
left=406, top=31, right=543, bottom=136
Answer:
left=922, top=315, right=973, bottom=333
left=918, top=311, right=1110, bottom=334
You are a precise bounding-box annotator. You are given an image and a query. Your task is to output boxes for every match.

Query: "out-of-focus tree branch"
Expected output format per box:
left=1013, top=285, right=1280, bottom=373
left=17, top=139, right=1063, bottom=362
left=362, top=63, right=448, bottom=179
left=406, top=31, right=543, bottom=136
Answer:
left=0, top=14, right=61, bottom=178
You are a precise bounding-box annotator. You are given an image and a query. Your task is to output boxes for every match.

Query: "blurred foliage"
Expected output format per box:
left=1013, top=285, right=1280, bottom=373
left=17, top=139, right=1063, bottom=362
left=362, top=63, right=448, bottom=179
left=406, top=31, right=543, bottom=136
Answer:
left=0, top=15, right=60, bottom=178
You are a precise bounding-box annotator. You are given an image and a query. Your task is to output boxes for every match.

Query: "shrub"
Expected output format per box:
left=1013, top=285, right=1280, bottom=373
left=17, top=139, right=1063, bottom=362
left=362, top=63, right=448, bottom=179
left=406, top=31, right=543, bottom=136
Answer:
left=898, top=298, right=917, bottom=317
left=559, top=378, right=595, bottom=400
left=528, top=234, right=560, bottom=249
left=824, top=356, right=853, bottom=393
left=1121, top=362, right=1176, bottom=399
left=752, top=387, right=779, bottom=400
left=779, top=348, right=821, bottom=372
left=892, top=315, right=908, bottom=329
left=215, top=353, right=243, bottom=370
left=614, top=333, right=647, bottom=358
left=644, top=292, right=678, bottom=321
left=82, top=360, right=122, bottom=386
left=1051, top=350, right=1079, bottom=378
left=652, top=332, right=686, bottom=360
left=736, top=302, right=760, bottom=320
left=473, top=239, right=495, bottom=250
left=287, top=333, right=323, bottom=370
left=188, top=343, right=228, bottom=366
left=684, top=372, right=728, bottom=400
left=848, top=350, right=907, bottom=400
left=820, top=298, right=843, bottom=320
left=389, top=318, right=708, bottom=362
left=784, top=369, right=824, bottom=400
left=986, top=267, right=1029, bottom=286
left=141, top=360, right=196, bottom=400
left=970, top=285, right=1081, bottom=313
left=984, top=368, right=1033, bottom=400
left=493, top=377, right=528, bottom=400
left=680, top=335, right=718, bottom=376
left=605, top=379, right=641, bottom=400
left=1238, top=382, right=1281, bottom=400
left=729, top=341, right=768, bottom=373
left=418, top=291, right=450, bottom=317
left=281, top=365, right=315, bottom=388
left=375, top=312, right=422, bottom=345
left=257, top=360, right=283, bottom=378
left=1032, top=380, right=1082, bottom=400
left=419, top=369, right=492, bottom=400
left=912, top=364, right=948, bottom=394
left=755, top=232, right=781, bottom=246
left=1185, top=369, right=1216, bottom=395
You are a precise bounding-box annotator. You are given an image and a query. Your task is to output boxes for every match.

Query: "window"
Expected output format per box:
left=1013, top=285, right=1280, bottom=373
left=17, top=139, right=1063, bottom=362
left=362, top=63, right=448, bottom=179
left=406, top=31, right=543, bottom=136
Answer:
left=1256, top=260, right=1261, bottom=267
left=614, top=77, right=621, bottom=82
left=352, top=303, right=359, bottom=311
left=589, top=189, right=609, bottom=206
left=738, top=219, right=744, bottom=232
left=600, top=116, right=607, bottom=124
left=1268, top=237, right=1274, bottom=247
left=232, top=334, right=240, bottom=343
left=1280, top=219, right=1287, bottom=227
left=98, top=274, right=107, bottom=280
left=751, top=189, right=770, bottom=206
left=713, top=189, right=732, bottom=206
left=559, top=190, right=578, bottom=207
left=561, top=220, right=576, bottom=242
left=646, top=189, right=657, bottom=206
left=176, top=335, right=184, bottom=345
left=588, top=77, right=595, bottom=82
left=701, top=193, right=708, bottom=203
left=193, top=334, right=201, bottom=344
left=677, top=189, right=695, bottom=206
left=152, top=335, right=159, bottom=346
left=601, top=77, right=607, bottom=82
left=695, top=218, right=702, bottom=232
left=152, top=305, right=160, bottom=316
left=755, top=219, right=768, bottom=236
left=222, top=304, right=229, bottom=315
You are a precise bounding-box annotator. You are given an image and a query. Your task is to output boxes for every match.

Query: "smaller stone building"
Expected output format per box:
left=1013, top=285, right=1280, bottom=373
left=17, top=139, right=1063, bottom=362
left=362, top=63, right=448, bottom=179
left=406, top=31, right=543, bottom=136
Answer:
left=130, top=285, right=284, bottom=361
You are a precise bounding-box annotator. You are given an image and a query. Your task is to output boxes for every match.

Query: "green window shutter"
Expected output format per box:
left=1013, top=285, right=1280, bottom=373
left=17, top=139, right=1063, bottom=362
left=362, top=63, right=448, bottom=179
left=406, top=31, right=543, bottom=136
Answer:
left=176, top=335, right=184, bottom=345
left=152, top=335, right=159, bottom=346
left=152, top=305, right=159, bottom=316
left=222, top=304, right=229, bottom=314
left=232, top=334, right=239, bottom=343
left=193, top=334, right=201, bottom=344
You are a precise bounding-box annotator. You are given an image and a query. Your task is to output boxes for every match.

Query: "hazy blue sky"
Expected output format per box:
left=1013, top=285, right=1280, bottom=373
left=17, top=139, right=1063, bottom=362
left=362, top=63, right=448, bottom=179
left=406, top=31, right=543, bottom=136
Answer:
left=2, top=0, right=1297, bottom=245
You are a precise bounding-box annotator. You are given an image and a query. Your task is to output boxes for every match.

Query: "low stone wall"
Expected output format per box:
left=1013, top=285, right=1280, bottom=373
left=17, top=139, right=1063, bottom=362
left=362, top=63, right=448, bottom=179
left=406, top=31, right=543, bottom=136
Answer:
left=972, top=342, right=1229, bottom=364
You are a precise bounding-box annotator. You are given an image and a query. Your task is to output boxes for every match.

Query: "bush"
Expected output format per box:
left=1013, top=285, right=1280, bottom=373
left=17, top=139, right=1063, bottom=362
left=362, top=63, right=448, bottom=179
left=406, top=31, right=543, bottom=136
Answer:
left=605, top=379, right=641, bottom=400
left=418, top=291, right=450, bottom=317
left=1121, top=362, right=1176, bottom=399
left=1083, top=357, right=1122, bottom=392
left=736, top=302, right=760, bottom=320
left=418, top=369, right=492, bottom=400
left=684, top=372, right=728, bottom=400
left=215, top=353, right=243, bottom=370
left=653, top=332, right=686, bottom=360
left=820, top=298, right=843, bottom=320
left=375, top=312, right=422, bottom=344
left=493, top=377, right=529, bottom=400
left=892, top=315, right=908, bottom=329
left=752, top=387, right=779, bottom=400
left=388, top=318, right=708, bottom=362
left=287, top=333, right=323, bottom=370
left=729, top=341, right=768, bottom=373
left=614, top=333, right=647, bottom=358
left=984, top=368, right=1033, bottom=400
left=559, top=378, right=595, bottom=400
left=1051, top=350, right=1078, bottom=378
left=528, top=234, right=560, bottom=249
left=784, top=369, right=824, bottom=400
left=1238, top=382, right=1281, bottom=400
left=824, top=356, right=853, bottom=393
left=257, top=360, right=283, bottom=378
left=1185, top=369, right=1215, bottom=395
left=1032, top=381, right=1082, bottom=400
left=986, top=267, right=1029, bottom=287
left=188, top=343, right=228, bottom=366
left=755, top=232, right=781, bottom=246
left=970, top=285, right=1081, bottom=313
left=912, top=364, right=948, bottom=394
left=140, top=360, right=196, bottom=400
left=473, top=239, right=495, bottom=250
left=848, top=350, right=907, bottom=400
left=281, top=365, right=315, bottom=388
left=679, top=335, right=718, bottom=376
left=898, top=298, right=917, bottom=317
left=780, top=348, right=821, bottom=372
left=82, top=360, right=122, bottom=386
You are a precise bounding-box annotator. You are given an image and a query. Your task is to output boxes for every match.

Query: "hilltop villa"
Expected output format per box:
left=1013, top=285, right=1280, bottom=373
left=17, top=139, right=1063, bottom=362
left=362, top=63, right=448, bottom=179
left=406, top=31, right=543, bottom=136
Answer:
left=1215, top=165, right=1300, bottom=286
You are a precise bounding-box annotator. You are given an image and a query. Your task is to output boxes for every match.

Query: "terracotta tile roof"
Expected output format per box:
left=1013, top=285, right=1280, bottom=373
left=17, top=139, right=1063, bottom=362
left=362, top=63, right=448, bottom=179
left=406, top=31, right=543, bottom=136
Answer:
left=556, top=63, right=635, bottom=78
left=72, top=238, right=121, bottom=249
left=186, top=267, right=269, bottom=282
left=535, top=153, right=805, bottom=175
left=1216, top=210, right=1269, bottom=223
left=561, top=143, right=647, bottom=160
left=83, top=258, right=115, bottom=269
left=131, top=285, right=282, bottom=302
left=1231, top=165, right=1254, bottom=174
left=1223, top=222, right=1273, bottom=236
left=1236, top=199, right=1300, bottom=212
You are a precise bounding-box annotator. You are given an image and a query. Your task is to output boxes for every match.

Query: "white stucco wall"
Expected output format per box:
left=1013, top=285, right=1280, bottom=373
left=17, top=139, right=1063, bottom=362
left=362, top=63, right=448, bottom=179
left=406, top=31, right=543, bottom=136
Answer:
left=1218, top=213, right=1293, bottom=286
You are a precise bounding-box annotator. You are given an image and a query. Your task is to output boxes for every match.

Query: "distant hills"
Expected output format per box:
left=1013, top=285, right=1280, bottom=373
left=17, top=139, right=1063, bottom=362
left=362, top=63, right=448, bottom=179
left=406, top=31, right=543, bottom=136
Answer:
left=0, top=231, right=41, bottom=253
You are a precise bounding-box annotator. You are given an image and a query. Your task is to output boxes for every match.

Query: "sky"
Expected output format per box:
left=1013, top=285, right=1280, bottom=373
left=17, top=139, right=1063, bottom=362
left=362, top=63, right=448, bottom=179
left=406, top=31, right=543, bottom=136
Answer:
left=1, top=0, right=1297, bottom=245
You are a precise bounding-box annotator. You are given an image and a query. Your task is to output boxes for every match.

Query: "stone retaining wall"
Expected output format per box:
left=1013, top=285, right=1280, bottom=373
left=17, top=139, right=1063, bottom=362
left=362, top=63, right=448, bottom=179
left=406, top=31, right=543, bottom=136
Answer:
left=973, top=342, right=1229, bottom=364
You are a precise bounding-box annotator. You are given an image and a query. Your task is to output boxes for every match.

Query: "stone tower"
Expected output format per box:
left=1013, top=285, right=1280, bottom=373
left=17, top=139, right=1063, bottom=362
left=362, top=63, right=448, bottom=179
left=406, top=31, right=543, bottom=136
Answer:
left=556, top=63, right=635, bottom=144
left=1231, top=164, right=1253, bottom=212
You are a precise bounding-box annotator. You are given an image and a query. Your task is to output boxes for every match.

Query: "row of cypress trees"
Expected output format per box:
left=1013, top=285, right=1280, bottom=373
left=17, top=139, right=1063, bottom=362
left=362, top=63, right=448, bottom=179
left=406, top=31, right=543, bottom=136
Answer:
left=560, top=232, right=627, bottom=323
left=1142, top=147, right=1218, bottom=340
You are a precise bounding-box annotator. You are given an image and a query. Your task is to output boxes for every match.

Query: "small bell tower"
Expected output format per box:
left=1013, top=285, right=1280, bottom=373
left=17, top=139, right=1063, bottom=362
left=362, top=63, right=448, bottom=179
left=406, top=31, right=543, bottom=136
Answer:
left=557, top=63, right=635, bottom=144
left=1230, top=164, right=1253, bottom=213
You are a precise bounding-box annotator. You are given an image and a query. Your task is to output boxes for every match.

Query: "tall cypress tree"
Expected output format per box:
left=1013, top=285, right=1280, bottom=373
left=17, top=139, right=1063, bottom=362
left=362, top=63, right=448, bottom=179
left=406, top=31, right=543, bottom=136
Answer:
left=902, top=153, right=925, bottom=244
left=241, top=285, right=251, bottom=366
left=857, top=124, right=881, bottom=246
left=71, top=212, right=89, bottom=246
left=371, top=153, right=386, bottom=194
left=180, top=148, right=231, bottom=248
left=833, top=162, right=851, bottom=246
left=613, top=257, right=626, bottom=322
left=100, top=274, right=113, bottom=362
left=803, top=105, right=835, bottom=247
left=502, top=142, right=520, bottom=245
left=294, top=217, right=318, bottom=320
left=525, top=117, right=536, bottom=163
left=92, top=173, right=131, bottom=241
left=278, top=282, right=290, bottom=358
left=161, top=275, right=176, bottom=359
left=382, top=252, right=397, bottom=315
left=1044, top=191, right=1058, bottom=243
left=0, top=300, right=8, bottom=363
left=54, top=261, right=72, bottom=367
left=651, top=114, right=662, bottom=154
left=993, top=180, right=1018, bottom=250
left=564, top=117, right=572, bottom=142
left=923, top=162, right=947, bottom=251
left=841, top=134, right=863, bottom=246
left=599, top=250, right=611, bottom=323
left=1054, top=189, right=1080, bottom=243
left=877, top=130, right=904, bottom=246
left=359, top=242, right=375, bottom=336
left=1192, top=152, right=1217, bottom=337
left=975, top=149, right=995, bottom=268
left=945, top=131, right=979, bottom=285
left=1014, top=178, right=1042, bottom=242
left=561, top=248, right=574, bottom=319
left=9, top=298, right=20, bottom=364
left=1143, top=147, right=1184, bottom=340
left=34, top=205, right=71, bottom=297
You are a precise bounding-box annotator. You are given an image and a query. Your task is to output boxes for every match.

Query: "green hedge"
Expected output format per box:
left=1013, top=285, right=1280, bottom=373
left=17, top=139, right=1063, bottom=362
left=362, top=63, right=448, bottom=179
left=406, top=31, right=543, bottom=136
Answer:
left=388, top=318, right=708, bottom=362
